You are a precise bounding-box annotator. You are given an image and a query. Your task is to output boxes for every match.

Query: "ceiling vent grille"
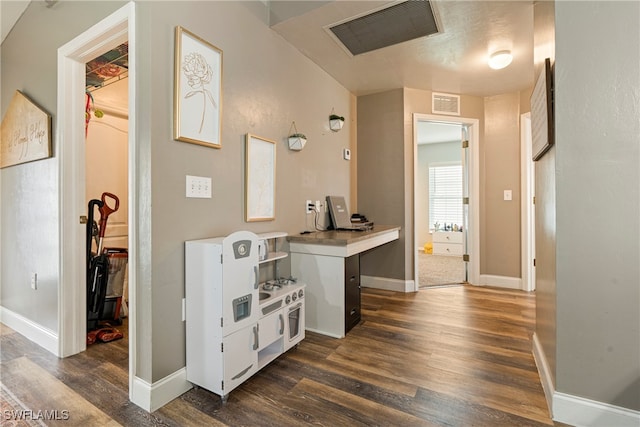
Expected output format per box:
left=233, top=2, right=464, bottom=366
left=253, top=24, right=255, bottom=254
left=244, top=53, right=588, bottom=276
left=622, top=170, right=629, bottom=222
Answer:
left=432, top=92, right=460, bottom=116
left=328, top=0, right=440, bottom=56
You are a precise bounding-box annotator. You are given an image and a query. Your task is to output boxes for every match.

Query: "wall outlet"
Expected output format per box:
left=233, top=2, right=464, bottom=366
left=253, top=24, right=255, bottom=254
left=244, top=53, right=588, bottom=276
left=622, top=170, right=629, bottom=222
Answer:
left=186, top=175, right=212, bottom=198
left=306, top=200, right=314, bottom=213
left=31, top=272, right=37, bottom=290
left=343, top=148, right=351, bottom=160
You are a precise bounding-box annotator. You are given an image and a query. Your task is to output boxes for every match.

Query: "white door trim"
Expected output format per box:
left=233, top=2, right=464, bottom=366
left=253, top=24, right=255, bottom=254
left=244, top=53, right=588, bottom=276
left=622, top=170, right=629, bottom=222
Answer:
left=520, top=112, right=535, bottom=291
left=57, top=0, right=136, bottom=398
left=413, top=113, right=480, bottom=289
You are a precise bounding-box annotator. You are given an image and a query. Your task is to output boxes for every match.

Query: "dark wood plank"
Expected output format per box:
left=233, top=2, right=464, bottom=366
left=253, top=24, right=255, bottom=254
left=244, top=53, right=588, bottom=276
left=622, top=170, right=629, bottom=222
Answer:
left=1, top=285, right=572, bottom=426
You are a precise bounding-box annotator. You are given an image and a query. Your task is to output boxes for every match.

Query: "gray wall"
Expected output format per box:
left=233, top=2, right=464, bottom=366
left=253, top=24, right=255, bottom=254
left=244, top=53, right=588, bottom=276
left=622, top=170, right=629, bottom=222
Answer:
left=1, top=1, right=353, bottom=383
left=359, top=86, right=532, bottom=283
left=1, top=1, right=126, bottom=332
left=482, top=93, right=523, bottom=278
left=533, top=0, right=557, bottom=390
left=357, top=89, right=406, bottom=280
left=554, top=1, right=640, bottom=410
left=145, top=1, right=352, bottom=381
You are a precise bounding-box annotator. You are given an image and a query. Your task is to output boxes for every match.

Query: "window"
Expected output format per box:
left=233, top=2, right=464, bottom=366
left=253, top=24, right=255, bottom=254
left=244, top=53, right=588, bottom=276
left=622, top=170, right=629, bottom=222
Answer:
left=429, top=163, right=463, bottom=230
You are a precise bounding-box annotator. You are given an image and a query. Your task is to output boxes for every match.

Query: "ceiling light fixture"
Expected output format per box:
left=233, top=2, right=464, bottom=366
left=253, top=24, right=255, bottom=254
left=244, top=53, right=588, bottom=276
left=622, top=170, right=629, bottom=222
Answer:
left=488, top=50, right=513, bottom=70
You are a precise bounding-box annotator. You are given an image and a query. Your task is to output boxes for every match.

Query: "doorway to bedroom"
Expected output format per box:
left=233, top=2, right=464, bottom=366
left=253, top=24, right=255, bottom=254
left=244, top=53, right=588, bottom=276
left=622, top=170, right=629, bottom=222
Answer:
left=413, top=113, right=480, bottom=289
left=416, top=121, right=466, bottom=287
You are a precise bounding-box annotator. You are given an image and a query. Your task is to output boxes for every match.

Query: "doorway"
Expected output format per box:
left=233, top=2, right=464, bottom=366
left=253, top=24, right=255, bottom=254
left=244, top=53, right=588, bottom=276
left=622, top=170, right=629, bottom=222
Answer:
left=416, top=122, right=466, bottom=287
left=57, top=2, right=136, bottom=400
left=85, top=44, right=129, bottom=344
left=413, top=113, right=480, bottom=290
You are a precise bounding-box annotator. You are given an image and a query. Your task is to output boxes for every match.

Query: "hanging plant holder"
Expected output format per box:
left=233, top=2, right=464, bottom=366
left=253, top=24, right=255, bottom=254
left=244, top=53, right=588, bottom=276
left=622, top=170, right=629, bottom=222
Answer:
left=288, top=121, right=307, bottom=151
left=329, top=113, right=345, bottom=132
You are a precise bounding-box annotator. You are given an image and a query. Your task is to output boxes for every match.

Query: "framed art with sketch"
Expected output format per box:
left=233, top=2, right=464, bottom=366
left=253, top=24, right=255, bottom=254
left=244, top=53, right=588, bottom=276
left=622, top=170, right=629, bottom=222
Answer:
left=174, top=26, right=223, bottom=148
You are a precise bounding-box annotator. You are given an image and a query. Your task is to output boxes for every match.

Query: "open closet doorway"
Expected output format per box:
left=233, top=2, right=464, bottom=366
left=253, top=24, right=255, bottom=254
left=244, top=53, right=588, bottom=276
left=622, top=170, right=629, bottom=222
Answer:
left=413, top=113, right=480, bottom=290
left=57, top=2, right=137, bottom=402
left=85, top=44, right=130, bottom=351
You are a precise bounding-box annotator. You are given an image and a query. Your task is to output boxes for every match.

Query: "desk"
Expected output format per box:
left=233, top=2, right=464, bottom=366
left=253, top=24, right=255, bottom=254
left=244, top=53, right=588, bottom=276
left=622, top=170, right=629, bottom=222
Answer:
left=288, top=226, right=400, bottom=338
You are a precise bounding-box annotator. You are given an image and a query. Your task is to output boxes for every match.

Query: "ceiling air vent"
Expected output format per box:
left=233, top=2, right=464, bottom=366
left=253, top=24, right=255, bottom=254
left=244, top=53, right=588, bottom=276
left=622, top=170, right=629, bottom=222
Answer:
left=432, top=92, right=460, bottom=116
left=328, top=0, right=440, bottom=56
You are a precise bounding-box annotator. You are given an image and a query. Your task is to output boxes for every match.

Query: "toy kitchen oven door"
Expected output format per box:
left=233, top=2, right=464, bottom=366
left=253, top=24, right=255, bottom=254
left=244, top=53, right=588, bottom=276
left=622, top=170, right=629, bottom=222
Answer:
left=284, top=290, right=305, bottom=351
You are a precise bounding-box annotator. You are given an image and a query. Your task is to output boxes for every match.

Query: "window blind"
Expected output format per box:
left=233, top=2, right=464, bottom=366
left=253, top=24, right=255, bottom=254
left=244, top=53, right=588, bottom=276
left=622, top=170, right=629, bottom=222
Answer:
left=429, top=164, right=463, bottom=229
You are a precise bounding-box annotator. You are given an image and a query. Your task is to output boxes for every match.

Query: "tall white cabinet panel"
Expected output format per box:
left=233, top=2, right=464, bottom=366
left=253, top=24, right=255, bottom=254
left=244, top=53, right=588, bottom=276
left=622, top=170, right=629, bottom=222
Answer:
left=291, top=253, right=345, bottom=338
left=185, top=231, right=260, bottom=398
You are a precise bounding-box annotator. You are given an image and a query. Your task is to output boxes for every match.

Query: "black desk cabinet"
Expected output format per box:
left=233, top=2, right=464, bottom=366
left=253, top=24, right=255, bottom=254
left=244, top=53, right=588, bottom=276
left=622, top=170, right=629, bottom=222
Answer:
left=344, top=254, right=361, bottom=333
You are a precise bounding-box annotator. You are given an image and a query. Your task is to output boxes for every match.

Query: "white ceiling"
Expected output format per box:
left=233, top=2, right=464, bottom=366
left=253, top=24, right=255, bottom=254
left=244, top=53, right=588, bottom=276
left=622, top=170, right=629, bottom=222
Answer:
left=2, top=1, right=534, bottom=98
left=269, top=0, right=535, bottom=97
left=1, top=0, right=30, bottom=43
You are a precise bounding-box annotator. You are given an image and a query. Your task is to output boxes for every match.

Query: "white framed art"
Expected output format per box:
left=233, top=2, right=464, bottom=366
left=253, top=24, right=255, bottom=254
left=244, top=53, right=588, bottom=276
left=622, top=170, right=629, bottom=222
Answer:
left=245, top=134, right=276, bottom=222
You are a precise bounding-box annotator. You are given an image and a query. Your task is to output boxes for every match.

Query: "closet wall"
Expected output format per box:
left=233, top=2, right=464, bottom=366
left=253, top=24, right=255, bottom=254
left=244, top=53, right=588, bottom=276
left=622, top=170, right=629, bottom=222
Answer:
left=85, top=78, right=129, bottom=250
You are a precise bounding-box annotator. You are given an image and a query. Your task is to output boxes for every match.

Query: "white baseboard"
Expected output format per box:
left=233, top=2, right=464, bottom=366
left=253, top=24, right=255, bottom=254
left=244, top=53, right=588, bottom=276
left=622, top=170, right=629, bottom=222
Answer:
left=553, top=392, right=640, bottom=427
left=130, top=368, right=192, bottom=412
left=0, top=305, right=59, bottom=356
left=532, top=332, right=640, bottom=427
left=532, top=333, right=554, bottom=416
left=361, top=275, right=415, bottom=292
left=479, top=274, right=522, bottom=290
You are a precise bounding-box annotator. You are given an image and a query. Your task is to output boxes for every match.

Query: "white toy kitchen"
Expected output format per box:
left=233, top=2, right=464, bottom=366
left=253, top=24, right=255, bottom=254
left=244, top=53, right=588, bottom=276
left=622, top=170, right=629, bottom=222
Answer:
left=184, top=231, right=305, bottom=401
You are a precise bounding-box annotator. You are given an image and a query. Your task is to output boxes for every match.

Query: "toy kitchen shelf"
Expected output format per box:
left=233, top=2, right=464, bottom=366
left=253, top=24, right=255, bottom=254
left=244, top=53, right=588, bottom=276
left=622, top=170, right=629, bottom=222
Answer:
left=256, top=231, right=288, bottom=265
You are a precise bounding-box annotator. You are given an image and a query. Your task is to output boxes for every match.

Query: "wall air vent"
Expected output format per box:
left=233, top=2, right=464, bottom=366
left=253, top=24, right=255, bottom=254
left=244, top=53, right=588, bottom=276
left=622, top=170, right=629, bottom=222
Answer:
left=327, top=0, right=440, bottom=56
left=432, top=92, right=460, bottom=116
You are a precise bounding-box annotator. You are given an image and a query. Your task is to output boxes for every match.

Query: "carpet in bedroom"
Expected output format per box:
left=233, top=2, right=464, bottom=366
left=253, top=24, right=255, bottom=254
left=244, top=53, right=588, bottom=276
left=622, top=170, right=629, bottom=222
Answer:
left=418, top=252, right=465, bottom=287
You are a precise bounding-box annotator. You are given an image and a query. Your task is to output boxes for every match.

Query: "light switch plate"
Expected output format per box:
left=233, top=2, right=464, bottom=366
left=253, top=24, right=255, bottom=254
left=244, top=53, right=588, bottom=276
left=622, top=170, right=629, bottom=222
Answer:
left=343, top=148, right=351, bottom=160
left=504, top=190, right=512, bottom=201
left=186, top=175, right=212, bottom=198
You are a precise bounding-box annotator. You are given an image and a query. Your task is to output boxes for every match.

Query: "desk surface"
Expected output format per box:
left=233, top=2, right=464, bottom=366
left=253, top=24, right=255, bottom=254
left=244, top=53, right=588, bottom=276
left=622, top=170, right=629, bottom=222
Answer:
left=288, top=225, right=400, bottom=246
left=288, top=225, right=400, bottom=248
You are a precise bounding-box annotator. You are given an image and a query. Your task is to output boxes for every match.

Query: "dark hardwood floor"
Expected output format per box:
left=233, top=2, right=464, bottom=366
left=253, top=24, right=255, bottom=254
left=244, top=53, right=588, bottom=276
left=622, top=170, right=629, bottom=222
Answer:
left=1, top=285, right=570, bottom=426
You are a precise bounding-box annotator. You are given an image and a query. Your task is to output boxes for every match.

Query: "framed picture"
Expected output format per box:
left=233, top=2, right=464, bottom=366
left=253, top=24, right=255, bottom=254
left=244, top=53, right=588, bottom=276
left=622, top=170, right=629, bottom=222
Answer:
left=531, top=58, right=554, bottom=161
left=174, top=26, right=223, bottom=148
left=1, top=90, right=52, bottom=168
left=245, top=134, right=276, bottom=222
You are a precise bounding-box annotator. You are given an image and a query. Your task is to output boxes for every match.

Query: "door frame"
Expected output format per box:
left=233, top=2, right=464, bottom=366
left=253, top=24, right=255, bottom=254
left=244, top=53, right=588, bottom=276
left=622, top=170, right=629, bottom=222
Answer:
left=520, top=112, right=535, bottom=291
left=57, top=0, right=136, bottom=394
left=413, top=113, right=480, bottom=289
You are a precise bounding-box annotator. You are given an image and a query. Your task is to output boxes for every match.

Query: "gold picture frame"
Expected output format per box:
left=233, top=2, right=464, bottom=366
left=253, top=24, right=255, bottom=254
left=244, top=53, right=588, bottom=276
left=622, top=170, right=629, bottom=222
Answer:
left=174, top=26, right=223, bottom=148
left=1, top=90, right=52, bottom=168
left=245, top=134, right=276, bottom=222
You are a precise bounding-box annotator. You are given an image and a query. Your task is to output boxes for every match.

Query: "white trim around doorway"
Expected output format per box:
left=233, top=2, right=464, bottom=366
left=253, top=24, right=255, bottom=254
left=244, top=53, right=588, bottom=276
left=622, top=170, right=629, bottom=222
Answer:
left=57, top=0, right=141, bottom=407
left=413, top=113, right=480, bottom=289
left=521, top=112, right=535, bottom=292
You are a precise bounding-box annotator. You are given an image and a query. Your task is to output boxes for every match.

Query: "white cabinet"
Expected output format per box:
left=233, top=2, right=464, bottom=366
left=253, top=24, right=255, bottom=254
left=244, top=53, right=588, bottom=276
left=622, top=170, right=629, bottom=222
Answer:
left=257, top=308, right=284, bottom=369
left=186, top=230, right=303, bottom=401
left=288, top=226, right=400, bottom=339
left=432, top=231, right=464, bottom=256
left=185, top=231, right=260, bottom=399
